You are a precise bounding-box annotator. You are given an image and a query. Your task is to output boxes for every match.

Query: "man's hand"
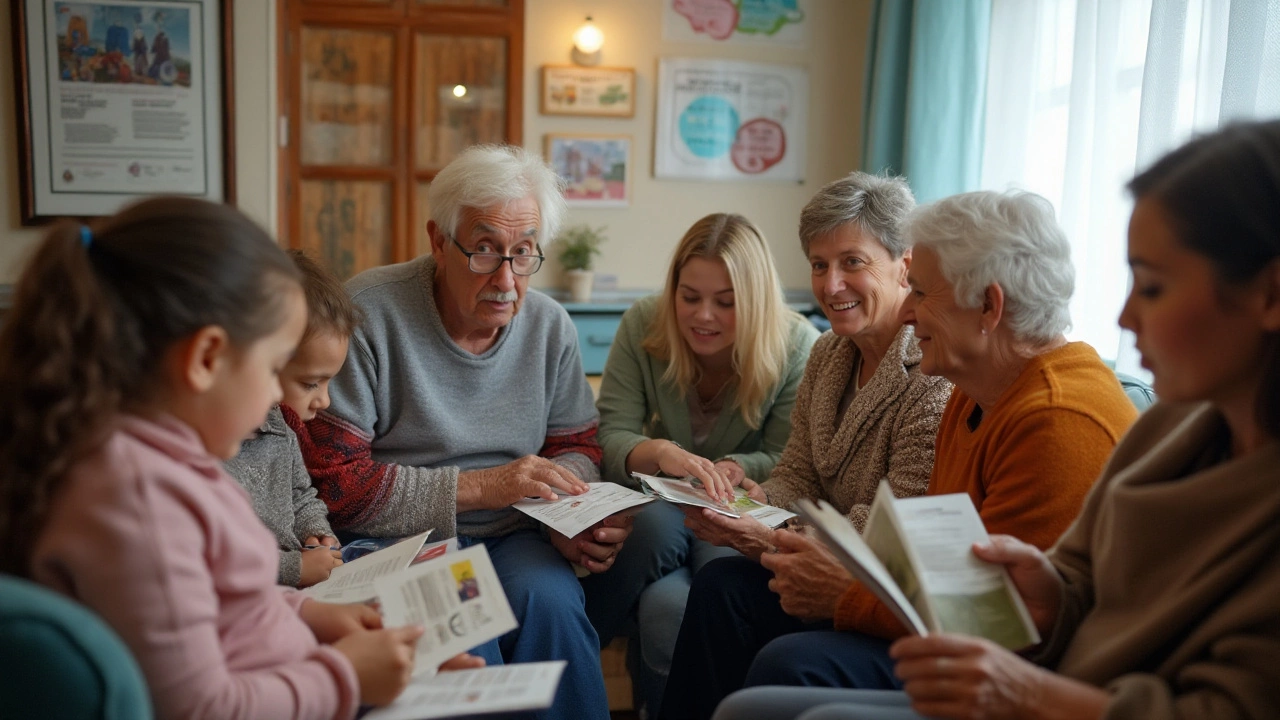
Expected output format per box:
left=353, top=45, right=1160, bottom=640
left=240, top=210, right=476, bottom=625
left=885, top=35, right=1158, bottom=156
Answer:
left=299, top=599, right=383, bottom=644
left=682, top=507, right=773, bottom=560
left=549, top=513, right=634, bottom=573
left=456, top=456, right=589, bottom=512
left=759, top=529, right=853, bottom=622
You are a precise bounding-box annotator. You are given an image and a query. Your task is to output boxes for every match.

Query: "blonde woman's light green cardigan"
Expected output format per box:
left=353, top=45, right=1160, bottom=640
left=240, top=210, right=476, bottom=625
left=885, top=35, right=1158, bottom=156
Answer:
left=596, top=294, right=820, bottom=487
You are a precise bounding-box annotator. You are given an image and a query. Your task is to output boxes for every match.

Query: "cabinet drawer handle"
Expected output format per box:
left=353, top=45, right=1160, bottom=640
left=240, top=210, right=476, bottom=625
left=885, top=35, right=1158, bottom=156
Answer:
left=586, top=335, right=614, bottom=347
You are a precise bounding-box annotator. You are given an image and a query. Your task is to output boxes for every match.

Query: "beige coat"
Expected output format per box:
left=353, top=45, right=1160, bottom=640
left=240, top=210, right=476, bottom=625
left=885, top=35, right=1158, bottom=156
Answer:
left=1039, top=400, right=1280, bottom=719
left=762, top=325, right=952, bottom=530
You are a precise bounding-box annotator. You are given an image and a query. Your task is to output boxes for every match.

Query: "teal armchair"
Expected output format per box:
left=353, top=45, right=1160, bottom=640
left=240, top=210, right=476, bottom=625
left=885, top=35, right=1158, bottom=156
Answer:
left=1115, top=370, right=1156, bottom=411
left=0, top=574, right=151, bottom=719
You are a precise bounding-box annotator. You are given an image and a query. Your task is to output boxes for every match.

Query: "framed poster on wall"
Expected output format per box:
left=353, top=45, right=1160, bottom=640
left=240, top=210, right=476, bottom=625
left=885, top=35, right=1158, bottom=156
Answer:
left=540, top=65, right=635, bottom=118
left=545, top=133, right=631, bottom=208
left=655, top=58, right=808, bottom=182
left=11, top=0, right=234, bottom=223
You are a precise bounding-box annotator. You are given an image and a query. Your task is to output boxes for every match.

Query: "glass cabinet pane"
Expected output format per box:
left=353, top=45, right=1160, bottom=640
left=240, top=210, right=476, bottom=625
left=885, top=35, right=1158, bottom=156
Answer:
left=300, top=180, right=393, bottom=279
left=301, top=28, right=395, bottom=166
left=415, top=35, right=507, bottom=171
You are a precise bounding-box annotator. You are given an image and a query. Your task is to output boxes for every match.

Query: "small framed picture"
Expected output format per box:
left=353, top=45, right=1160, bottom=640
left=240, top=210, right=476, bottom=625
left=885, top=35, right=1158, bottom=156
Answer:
left=544, top=134, right=631, bottom=208
left=540, top=65, right=635, bottom=118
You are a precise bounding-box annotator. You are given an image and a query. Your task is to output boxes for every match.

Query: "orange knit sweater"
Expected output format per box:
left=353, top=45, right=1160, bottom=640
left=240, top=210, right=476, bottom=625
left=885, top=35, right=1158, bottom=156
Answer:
left=833, top=342, right=1138, bottom=639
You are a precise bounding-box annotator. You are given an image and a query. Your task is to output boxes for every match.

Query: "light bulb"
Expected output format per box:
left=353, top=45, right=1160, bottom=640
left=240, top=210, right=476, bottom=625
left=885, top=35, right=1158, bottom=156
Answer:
left=452, top=84, right=468, bottom=98
left=573, top=18, right=604, bottom=54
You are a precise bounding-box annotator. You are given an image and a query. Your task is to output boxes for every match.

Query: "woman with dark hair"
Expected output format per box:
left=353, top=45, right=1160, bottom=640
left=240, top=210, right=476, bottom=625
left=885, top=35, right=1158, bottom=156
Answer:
left=712, top=120, right=1280, bottom=720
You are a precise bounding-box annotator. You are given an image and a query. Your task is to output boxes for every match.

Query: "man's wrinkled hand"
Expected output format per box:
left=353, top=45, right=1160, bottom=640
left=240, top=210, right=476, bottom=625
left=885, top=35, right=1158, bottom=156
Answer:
left=549, top=513, right=633, bottom=573
left=457, top=456, right=589, bottom=511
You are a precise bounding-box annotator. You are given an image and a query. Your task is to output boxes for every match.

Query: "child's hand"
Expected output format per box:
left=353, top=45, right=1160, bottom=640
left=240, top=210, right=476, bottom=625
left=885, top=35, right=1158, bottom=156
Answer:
left=299, top=546, right=343, bottom=587
left=334, top=626, right=425, bottom=706
left=303, top=535, right=341, bottom=549
left=299, top=600, right=382, bottom=643
left=438, top=652, right=486, bottom=672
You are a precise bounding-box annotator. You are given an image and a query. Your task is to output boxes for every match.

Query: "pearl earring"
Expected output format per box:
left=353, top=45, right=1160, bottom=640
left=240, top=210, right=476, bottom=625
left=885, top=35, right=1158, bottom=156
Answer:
left=980, top=327, right=988, bottom=336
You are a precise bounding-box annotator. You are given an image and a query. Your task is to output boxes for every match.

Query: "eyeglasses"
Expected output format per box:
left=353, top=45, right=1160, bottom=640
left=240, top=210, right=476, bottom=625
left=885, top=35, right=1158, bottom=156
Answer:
left=450, top=237, right=544, bottom=276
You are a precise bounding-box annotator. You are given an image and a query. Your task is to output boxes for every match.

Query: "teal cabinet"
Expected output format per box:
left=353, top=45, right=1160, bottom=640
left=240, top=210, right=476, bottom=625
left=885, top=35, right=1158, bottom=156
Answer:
left=562, top=302, right=632, bottom=375
left=558, top=291, right=824, bottom=375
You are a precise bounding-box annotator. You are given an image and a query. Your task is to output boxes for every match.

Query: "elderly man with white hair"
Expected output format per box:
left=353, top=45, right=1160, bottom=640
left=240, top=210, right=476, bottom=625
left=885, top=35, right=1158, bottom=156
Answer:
left=301, top=144, right=627, bottom=720
left=662, top=190, right=1139, bottom=720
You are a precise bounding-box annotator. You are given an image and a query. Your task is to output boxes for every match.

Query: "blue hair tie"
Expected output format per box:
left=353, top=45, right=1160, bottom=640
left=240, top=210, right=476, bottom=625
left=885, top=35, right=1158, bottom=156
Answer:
left=80, top=225, right=92, bottom=248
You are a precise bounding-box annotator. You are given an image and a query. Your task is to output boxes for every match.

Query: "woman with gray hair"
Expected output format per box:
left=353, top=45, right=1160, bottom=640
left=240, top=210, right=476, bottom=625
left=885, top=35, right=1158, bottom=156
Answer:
left=705, top=190, right=1139, bottom=720
left=659, top=172, right=953, bottom=720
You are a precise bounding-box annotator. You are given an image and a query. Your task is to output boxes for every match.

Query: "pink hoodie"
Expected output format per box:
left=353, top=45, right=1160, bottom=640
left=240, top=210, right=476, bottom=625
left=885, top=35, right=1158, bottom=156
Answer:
left=31, top=414, right=359, bottom=720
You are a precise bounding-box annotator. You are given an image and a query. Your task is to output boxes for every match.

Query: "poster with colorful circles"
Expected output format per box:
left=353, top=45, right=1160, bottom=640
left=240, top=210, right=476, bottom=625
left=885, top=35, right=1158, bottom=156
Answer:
left=655, top=58, right=808, bottom=182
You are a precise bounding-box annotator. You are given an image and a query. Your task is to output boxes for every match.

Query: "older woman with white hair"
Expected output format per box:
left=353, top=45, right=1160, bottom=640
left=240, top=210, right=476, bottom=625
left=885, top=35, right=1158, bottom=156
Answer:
left=676, top=190, right=1139, bottom=720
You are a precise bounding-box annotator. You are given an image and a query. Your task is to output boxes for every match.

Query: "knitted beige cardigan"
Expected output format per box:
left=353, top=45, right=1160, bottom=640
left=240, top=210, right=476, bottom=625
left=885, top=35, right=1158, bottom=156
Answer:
left=762, top=325, right=952, bottom=530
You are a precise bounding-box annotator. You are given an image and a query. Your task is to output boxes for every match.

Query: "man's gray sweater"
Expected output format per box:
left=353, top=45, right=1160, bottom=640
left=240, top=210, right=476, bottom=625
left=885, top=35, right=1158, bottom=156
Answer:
left=311, top=255, right=601, bottom=539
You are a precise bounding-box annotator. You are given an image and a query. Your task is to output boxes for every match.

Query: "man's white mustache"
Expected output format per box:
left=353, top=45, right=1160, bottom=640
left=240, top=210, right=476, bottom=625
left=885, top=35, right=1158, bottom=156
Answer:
left=479, top=291, right=519, bottom=303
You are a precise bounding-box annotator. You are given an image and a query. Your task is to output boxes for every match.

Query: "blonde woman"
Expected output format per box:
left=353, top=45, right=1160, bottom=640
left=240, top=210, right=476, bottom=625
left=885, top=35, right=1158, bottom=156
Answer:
left=584, top=213, right=820, bottom=718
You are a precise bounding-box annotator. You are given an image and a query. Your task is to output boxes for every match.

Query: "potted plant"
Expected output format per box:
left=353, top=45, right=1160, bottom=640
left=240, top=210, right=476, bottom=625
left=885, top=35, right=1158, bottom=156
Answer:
left=555, top=224, right=607, bottom=303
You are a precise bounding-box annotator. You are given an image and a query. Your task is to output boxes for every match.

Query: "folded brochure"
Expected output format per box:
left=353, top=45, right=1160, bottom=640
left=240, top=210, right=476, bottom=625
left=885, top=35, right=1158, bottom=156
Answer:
left=367, top=544, right=565, bottom=718
left=361, top=662, right=566, bottom=720
left=304, top=530, right=436, bottom=605
left=513, top=481, right=653, bottom=537
left=794, top=481, right=1040, bottom=650
left=632, top=472, right=796, bottom=527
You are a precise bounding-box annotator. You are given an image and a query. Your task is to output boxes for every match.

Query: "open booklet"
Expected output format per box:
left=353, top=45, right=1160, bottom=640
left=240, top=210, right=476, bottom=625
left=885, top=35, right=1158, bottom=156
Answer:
left=794, top=482, right=1040, bottom=650
left=304, top=530, right=450, bottom=605
left=361, top=662, right=566, bottom=720
left=631, top=472, right=797, bottom=528
left=513, top=481, right=654, bottom=537
left=362, top=544, right=565, bottom=719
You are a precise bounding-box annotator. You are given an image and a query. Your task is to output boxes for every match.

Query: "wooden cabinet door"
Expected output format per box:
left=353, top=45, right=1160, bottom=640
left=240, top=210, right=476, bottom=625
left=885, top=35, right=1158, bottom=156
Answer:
left=279, top=0, right=523, bottom=278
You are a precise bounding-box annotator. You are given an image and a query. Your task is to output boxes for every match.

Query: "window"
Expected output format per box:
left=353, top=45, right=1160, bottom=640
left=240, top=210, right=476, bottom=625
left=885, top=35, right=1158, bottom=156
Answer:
left=981, top=0, right=1280, bottom=372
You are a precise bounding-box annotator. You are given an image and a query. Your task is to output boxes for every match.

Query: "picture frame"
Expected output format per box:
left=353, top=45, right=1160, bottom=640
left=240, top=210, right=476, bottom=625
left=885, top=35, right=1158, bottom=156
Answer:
left=544, top=133, right=631, bottom=208
left=11, top=0, right=235, bottom=224
left=539, top=65, right=635, bottom=118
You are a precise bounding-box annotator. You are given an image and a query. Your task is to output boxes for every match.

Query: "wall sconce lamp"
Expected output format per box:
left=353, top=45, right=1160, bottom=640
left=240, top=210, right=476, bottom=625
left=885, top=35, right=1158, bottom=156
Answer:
left=571, top=16, right=604, bottom=66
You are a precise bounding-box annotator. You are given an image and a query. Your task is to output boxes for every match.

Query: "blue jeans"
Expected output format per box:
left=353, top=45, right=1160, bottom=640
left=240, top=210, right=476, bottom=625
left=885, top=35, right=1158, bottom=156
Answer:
left=660, top=557, right=904, bottom=720
left=458, top=531, right=609, bottom=720
left=581, top=502, right=738, bottom=715
left=713, top=688, right=920, bottom=720
left=746, top=631, right=899, bottom=692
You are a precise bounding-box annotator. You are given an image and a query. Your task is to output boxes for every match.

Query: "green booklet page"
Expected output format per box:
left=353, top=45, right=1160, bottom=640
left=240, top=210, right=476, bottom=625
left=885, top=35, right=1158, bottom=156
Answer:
left=799, top=482, right=1040, bottom=650
left=872, top=483, right=1040, bottom=650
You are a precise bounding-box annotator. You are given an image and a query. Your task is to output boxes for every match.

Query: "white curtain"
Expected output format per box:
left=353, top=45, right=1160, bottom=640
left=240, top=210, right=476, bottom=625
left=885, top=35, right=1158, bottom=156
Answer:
left=980, top=0, right=1280, bottom=375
